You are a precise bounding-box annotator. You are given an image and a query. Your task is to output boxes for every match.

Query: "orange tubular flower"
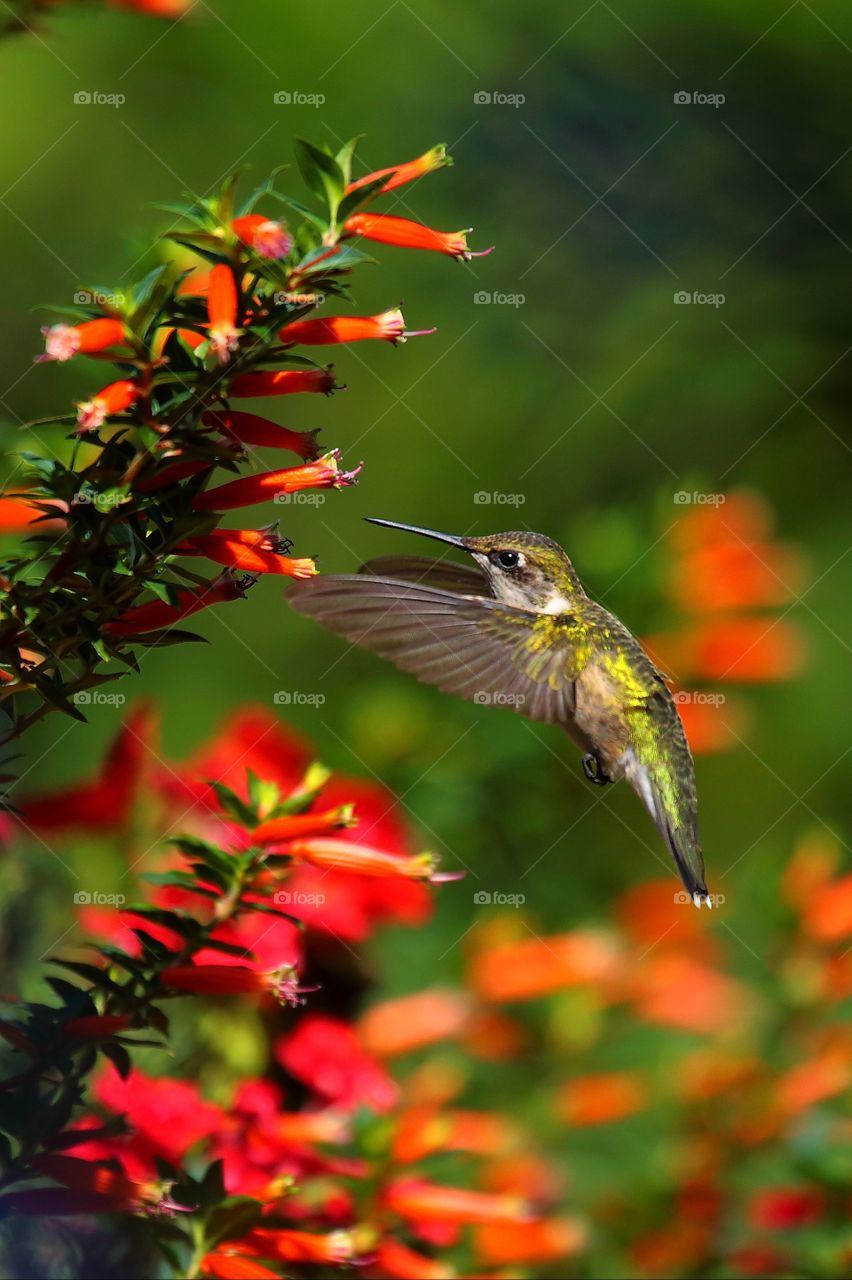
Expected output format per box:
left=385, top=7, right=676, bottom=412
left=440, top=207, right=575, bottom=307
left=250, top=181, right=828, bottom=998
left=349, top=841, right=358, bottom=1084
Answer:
left=343, top=212, right=493, bottom=261
left=63, top=1014, right=133, bottom=1039
left=274, top=1110, right=350, bottom=1145
left=231, top=213, right=293, bottom=260
left=375, top=1239, right=455, bottom=1280
left=286, top=837, right=461, bottom=883
left=203, top=410, right=321, bottom=458
left=160, top=963, right=315, bottom=1007
left=279, top=307, right=435, bottom=347
left=0, top=495, right=66, bottom=534
left=207, top=263, right=240, bottom=364
left=228, top=367, right=338, bottom=398
left=30, top=1154, right=179, bottom=1214
left=192, top=450, right=361, bottom=511
left=177, top=529, right=316, bottom=578
left=555, top=1071, right=649, bottom=1126
left=476, top=1217, right=588, bottom=1266
left=201, top=1252, right=279, bottom=1280
left=104, top=578, right=245, bottom=637
left=468, top=928, right=622, bottom=1002
left=345, top=143, right=451, bottom=196
left=359, top=988, right=472, bottom=1057
left=39, top=318, right=126, bottom=363
left=252, top=805, right=355, bottom=844
left=76, top=378, right=139, bottom=432
left=385, top=1178, right=531, bottom=1226
left=240, top=1227, right=358, bottom=1266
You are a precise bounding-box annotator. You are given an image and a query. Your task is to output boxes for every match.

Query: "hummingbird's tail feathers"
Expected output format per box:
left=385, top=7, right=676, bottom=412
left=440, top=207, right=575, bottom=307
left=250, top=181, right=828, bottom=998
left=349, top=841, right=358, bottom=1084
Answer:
left=622, top=751, right=709, bottom=907
left=358, top=555, right=490, bottom=596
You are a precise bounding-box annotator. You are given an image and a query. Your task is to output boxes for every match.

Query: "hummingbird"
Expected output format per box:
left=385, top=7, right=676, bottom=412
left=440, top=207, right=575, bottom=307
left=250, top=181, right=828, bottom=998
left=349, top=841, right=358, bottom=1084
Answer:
left=288, top=518, right=711, bottom=907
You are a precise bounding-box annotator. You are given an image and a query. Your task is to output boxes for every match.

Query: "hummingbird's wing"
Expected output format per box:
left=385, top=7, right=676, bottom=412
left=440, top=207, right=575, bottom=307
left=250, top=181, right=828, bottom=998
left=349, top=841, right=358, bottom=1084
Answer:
left=358, top=555, right=491, bottom=596
left=288, top=575, right=582, bottom=724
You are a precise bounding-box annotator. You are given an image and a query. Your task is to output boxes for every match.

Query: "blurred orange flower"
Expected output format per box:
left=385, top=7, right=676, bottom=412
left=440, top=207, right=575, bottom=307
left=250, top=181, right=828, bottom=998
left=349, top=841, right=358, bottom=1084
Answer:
left=468, top=928, right=621, bottom=1002
left=555, top=1071, right=649, bottom=1126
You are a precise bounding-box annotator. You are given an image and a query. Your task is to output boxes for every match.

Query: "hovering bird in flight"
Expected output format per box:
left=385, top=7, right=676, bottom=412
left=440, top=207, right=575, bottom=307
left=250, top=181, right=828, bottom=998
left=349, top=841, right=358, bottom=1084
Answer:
left=288, top=518, right=711, bottom=906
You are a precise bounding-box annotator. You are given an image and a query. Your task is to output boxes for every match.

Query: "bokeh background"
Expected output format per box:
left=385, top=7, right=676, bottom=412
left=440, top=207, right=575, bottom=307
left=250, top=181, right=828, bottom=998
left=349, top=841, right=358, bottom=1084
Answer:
left=1, top=2, right=851, bottom=1276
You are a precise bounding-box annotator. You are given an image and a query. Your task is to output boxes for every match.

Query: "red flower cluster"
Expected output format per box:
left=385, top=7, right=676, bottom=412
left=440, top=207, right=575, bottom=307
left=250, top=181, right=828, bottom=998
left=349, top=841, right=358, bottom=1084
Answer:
left=7, top=693, right=850, bottom=1277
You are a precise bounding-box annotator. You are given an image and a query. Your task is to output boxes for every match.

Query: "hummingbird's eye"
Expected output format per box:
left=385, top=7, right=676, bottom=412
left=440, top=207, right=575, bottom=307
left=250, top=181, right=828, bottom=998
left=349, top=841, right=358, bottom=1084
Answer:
left=493, top=549, right=521, bottom=570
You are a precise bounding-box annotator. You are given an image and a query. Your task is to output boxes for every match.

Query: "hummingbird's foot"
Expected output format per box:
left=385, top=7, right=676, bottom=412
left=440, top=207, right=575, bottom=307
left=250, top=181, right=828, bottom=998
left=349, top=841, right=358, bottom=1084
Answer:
left=582, top=752, right=612, bottom=786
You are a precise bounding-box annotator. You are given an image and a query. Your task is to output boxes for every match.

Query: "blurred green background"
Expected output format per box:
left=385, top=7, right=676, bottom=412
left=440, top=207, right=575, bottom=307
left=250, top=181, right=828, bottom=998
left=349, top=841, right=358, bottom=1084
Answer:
left=2, top=0, right=851, bottom=980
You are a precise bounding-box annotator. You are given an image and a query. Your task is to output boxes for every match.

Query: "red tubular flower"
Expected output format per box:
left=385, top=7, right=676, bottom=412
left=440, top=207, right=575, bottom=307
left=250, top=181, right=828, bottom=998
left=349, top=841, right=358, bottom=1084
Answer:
left=286, top=836, right=459, bottom=882
left=231, top=214, right=292, bottom=260
left=192, top=449, right=360, bottom=511
left=76, top=378, right=139, bottom=432
left=207, top=263, right=240, bottom=364
left=343, top=212, right=493, bottom=260
left=228, top=367, right=338, bottom=398
left=160, top=963, right=315, bottom=1007
left=345, top=143, right=451, bottom=195
left=63, top=1014, right=133, bottom=1039
left=252, top=805, right=355, bottom=844
left=203, top=410, right=320, bottom=458
left=104, top=578, right=245, bottom=637
left=136, top=459, right=213, bottom=492
left=385, top=1178, right=532, bottom=1226
left=30, top=1154, right=180, bottom=1214
left=177, top=529, right=317, bottom=578
left=279, top=307, right=434, bottom=347
left=39, top=318, right=126, bottom=363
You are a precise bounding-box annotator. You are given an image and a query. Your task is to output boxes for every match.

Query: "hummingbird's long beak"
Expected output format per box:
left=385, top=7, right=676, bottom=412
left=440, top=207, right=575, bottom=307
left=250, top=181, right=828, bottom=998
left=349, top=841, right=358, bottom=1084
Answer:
left=364, top=517, right=468, bottom=550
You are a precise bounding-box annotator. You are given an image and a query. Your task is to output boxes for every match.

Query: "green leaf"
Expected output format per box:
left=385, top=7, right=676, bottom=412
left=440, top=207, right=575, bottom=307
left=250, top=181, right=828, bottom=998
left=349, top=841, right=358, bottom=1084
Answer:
left=293, top=139, right=345, bottom=219
left=102, top=1041, right=132, bottom=1080
left=247, top=769, right=280, bottom=818
left=207, top=781, right=257, bottom=829
left=334, top=134, right=364, bottom=185
left=205, top=1196, right=263, bottom=1248
left=336, top=176, right=388, bottom=225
